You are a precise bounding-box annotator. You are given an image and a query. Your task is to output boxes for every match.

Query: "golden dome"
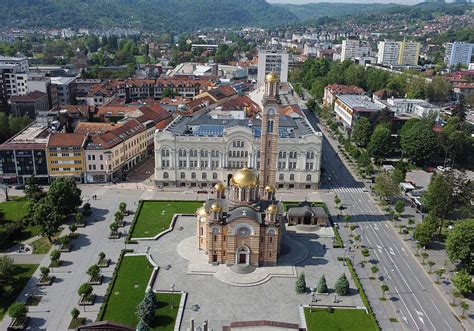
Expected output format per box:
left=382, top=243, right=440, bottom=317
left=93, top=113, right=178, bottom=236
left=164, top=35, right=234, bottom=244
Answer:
left=264, top=185, right=276, bottom=193
left=231, top=167, right=258, bottom=187
left=210, top=203, right=222, bottom=212
left=267, top=204, right=278, bottom=214
left=196, top=206, right=207, bottom=216
left=266, top=70, right=279, bottom=83
left=214, top=182, right=225, bottom=191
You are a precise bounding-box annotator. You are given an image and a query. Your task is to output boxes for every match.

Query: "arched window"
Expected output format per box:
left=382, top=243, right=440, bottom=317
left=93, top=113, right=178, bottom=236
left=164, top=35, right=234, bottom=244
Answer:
left=161, top=149, right=169, bottom=157
left=306, top=174, right=311, bottom=181
left=267, top=120, right=274, bottom=132
left=191, top=172, right=196, bottom=179
left=213, top=173, right=217, bottom=179
left=180, top=172, right=185, bottom=179
left=290, top=174, right=295, bottom=181
left=163, top=172, right=169, bottom=179
left=202, top=173, right=207, bottom=180
left=279, top=174, right=284, bottom=181
left=245, top=151, right=248, bottom=158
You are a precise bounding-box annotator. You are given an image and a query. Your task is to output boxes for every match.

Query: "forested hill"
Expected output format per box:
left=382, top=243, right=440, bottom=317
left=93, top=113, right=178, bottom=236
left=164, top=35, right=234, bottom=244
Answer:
left=0, top=0, right=297, bottom=32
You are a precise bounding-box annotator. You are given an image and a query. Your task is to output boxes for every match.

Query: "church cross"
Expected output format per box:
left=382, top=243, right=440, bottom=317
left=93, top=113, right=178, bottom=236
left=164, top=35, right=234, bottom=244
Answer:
left=242, top=209, right=247, bottom=216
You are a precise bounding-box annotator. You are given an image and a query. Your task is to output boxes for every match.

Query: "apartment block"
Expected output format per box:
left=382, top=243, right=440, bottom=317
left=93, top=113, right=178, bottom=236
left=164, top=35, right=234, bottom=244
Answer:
left=257, top=49, right=289, bottom=86
left=377, top=41, right=420, bottom=66
left=444, top=42, right=474, bottom=68
left=341, top=40, right=361, bottom=61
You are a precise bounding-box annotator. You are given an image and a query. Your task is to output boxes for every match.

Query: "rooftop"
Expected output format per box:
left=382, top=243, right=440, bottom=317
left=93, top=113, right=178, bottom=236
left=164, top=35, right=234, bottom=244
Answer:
left=10, top=91, right=47, bottom=102
left=48, top=133, right=85, bottom=148
left=0, top=122, right=50, bottom=150
left=337, top=95, right=385, bottom=113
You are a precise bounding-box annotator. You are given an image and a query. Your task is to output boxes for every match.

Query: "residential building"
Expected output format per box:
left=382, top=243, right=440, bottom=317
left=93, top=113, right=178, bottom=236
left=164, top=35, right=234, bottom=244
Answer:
left=444, top=42, right=474, bottom=68
left=334, top=94, right=386, bottom=132
left=27, top=74, right=59, bottom=110
left=155, top=73, right=323, bottom=190
left=341, top=40, right=360, bottom=61
left=398, top=41, right=420, bottom=66
left=323, top=84, right=366, bottom=108
left=10, top=91, right=50, bottom=119
left=377, top=98, right=441, bottom=118
left=257, top=49, right=289, bottom=86
left=0, top=56, right=29, bottom=73
left=0, top=122, right=50, bottom=184
left=82, top=119, right=147, bottom=183
left=0, top=63, right=28, bottom=105
left=51, top=76, right=76, bottom=105
left=377, top=41, right=420, bottom=66
left=47, top=133, right=86, bottom=182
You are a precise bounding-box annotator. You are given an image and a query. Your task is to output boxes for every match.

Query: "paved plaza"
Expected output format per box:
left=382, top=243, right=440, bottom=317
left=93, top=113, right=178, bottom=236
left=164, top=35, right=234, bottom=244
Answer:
left=142, top=215, right=363, bottom=330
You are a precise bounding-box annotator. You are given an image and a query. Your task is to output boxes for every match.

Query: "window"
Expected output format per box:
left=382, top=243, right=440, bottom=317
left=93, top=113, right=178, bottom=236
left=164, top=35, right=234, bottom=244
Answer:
left=191, top=172, right=196, bottom=179
left=180, top=172, right=185, bottom=179
left=267, top=120, right=274, bottom=132
left=202, top=173, right=207, bottom=180
left=164, top=172, right=169, bottom=179
left=213, top=173, right=217, bottom=180
left=290, top=174, right=295, bottom=181
left=279, top=174, right=284, bottom=181
left=306, top=174, right=312, bottom=181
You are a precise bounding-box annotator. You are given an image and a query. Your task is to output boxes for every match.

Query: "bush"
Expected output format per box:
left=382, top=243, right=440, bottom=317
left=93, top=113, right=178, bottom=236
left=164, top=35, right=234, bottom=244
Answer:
left=59, top=236, right=70, bottom=246
left=71, top=307, right=80, bottom=319
left=40, top=266, right=50, bottom=278
left=87, top=264, right=100, bottom=278
left=8, top=302, right=28, bottom=320
left=50, top=249, right=61, bottom=261
left=78, top=283, right=93, bottom=297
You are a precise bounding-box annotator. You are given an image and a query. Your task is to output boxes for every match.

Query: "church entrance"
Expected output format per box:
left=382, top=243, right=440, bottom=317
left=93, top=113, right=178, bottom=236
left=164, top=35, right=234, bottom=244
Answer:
left=236, top=246, right=250, bottom=265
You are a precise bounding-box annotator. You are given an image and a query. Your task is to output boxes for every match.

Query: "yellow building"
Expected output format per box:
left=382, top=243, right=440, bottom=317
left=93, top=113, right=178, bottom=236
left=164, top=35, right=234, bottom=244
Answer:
left=47, top=133, right=86, bottom=182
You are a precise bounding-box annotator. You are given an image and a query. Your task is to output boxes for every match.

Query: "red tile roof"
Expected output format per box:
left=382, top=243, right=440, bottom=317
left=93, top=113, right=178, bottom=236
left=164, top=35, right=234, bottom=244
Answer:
left=10, top=91, right=47, bottom=102
left=48, top=133, right=85, bottom=148
left=326, top=84, right=366, bottom=95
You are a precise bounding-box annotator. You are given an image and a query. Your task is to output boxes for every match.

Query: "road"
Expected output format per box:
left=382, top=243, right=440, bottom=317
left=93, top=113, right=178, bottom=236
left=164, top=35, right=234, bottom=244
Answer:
left=300, top=97, right=464, bottom=330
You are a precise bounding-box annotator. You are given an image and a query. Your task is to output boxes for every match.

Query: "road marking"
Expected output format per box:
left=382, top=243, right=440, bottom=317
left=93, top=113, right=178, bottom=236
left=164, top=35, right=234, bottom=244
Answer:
left=396, top=286, right=420, bottom=329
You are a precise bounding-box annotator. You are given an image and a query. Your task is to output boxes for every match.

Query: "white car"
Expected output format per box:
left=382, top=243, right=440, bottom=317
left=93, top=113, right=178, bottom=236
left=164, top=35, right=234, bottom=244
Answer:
left=437, top=166, right=445, bottom=172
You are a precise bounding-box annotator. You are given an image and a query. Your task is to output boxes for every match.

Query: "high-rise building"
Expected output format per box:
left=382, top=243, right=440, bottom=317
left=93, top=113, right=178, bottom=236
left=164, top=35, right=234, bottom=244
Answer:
left=0, top=56, right=30, bottom=105
left=341, top=40, right=361, bottom=61
left=377, top=41, right=420, bottom=66
left=398, top=41, right=420, bottom=66
left=444, top=42, right=474, bottom=68
left=257, top=49, right=288, bottom=86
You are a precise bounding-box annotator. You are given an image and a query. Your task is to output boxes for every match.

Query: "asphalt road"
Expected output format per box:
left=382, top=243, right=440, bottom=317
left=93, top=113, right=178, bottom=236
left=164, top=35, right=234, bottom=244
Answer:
left=300, top=99, right=464, bottom=330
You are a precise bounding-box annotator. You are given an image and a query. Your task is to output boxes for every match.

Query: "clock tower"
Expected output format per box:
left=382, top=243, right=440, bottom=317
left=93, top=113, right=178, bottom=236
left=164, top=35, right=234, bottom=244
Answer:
left=259, top=70, right=280, bottom=196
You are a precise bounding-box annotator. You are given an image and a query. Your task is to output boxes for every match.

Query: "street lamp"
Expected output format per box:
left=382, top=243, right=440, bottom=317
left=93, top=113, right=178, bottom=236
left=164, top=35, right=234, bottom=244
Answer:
left=171, top=284, right=176, bottom=309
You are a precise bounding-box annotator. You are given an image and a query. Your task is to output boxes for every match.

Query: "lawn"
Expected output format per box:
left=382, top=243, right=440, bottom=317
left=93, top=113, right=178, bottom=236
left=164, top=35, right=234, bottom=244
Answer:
left=0, top=264, right=39, bottom=320
left=304, top=308, right=379, bottom=331
left=100, top=255, right=180, bottom=330
left=0, top=197, right=40, bottom=250
left=31, top=237, right=52, bottom=254
left=131, top=201, right=202, bottom=238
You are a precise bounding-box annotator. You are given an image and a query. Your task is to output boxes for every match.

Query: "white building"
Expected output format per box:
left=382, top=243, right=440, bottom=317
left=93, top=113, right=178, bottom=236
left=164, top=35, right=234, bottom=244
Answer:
left=398, top=41, right=420, bottom=66
left=51, top=76, right=76, bottom=105
left=155, top=74, right=322, bottom=190
left=444, top=42, right=474, bottom=68
left=376, top=98, right=440, bottom=118
left=257, top=49, right=288, bottom=86
left=377, top=41, right=400, bottom=66
left=0, top=56, right=29, bottom=73
left=341, top=40, right=361, bottom=61
left=334, top=94, right=385, bottom=131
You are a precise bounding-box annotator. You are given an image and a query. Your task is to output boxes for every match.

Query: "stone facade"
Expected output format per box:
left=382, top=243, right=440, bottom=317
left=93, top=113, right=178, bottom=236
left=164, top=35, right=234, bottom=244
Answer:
left=196, top=169, right=283, bottom=267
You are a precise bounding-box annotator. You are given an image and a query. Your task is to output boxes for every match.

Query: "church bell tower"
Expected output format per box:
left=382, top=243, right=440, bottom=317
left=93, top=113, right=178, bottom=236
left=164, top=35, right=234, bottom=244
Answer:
left=259, top=70, right=280, bottom=196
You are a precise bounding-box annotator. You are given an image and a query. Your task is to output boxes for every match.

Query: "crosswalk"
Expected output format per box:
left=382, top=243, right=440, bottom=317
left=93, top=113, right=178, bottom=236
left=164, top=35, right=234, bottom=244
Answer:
left=332, top=187, right=366, bottom=193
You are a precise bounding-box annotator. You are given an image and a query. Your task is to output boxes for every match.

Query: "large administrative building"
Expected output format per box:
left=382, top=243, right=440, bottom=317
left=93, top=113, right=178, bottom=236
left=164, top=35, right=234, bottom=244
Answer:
left=154, top=72, right=323, bottom=189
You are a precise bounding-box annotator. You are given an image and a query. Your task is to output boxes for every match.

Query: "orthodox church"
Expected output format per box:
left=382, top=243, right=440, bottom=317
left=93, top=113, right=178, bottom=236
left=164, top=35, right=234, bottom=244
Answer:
left=195, top=71, right=284, bottom=267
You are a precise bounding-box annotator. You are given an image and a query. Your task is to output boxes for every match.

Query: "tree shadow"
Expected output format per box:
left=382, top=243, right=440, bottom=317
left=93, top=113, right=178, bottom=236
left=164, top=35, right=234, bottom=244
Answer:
left=70, top=233, right=92, bottom=251
left=28, top=317, right=47, bottom=329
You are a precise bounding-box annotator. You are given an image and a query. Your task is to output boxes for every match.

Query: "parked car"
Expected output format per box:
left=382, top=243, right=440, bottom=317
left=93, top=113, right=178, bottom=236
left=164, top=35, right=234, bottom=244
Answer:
left=14, top=184, right=25, bottom=190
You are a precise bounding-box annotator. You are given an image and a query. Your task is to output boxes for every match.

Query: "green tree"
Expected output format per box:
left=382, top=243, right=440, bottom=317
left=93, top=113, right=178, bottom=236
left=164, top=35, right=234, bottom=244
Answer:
left=335, top=273, right=349, bottom=296
left=316, top=275, right=328, bottom=294
left=352, top=117, right=372, bottom=147
left=373, top=171, right=400, bottom=201
left=445, top=219, right=474, bottom=272
left=143, top=289, right=159, bottom=311
left=136, top=298, right=154, bottom=326
left=50, top=249, right=61, bottom=262
left=371, top=266, right=379, bottom=278
left=0, top=256, right=14, bottom=282
left=427, top=260, right=436, bottom=273
left=71, top=307, right=80, bottom=320
left=460, top=302, right=469, bottom=319
left=8, top=302, right=28, bottom=320
left=47, top=177, right=82, bottom=216
left=40, top=266, right=50, bottom=279
left=87, top=264, right=100, bottom=278
left=78, top=283, right=93, bottom=298
left=395, top=200, right=405, bottom=215
left=422, top=172, right=472, bottom=235
left=119, top=202, right=127, bottom=214
left=136, top=320, right=150, bottom=331
left=33, top=199, right=65, bottom=243
left=76, top=212, right=84, bottom=224
left=434, top=268, right=445, bottom=283
left=421, top=252, right=429, bottom=265
left=452, top=270, right=473, bottom=296
left=295, top=272, right=306, bottom=294
left=344, top=215, right=352, bottom=226
left=425, top=77, right=450, bottom=103
left=114, top=211, right=124, bottom=223
left=381, top=284, right=389, bottom=299
left=400, top=117, right=438, bottom=165
left=367, top=124, right=391, bottom=161
left=69, top=223, right=77, bottom=236
left=23, top=176, right=45, bottom=204
left=162, top=87, right=174, bottom=98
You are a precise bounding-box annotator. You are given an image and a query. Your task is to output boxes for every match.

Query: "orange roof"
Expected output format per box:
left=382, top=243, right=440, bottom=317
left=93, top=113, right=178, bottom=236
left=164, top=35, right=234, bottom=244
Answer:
left=326, top=84, right=366, bottom=95
left=75, top=122, right=120, bottom=134
left=48, top=133, right=85, bottom=148
left=97, top=105, right=141, bottom=116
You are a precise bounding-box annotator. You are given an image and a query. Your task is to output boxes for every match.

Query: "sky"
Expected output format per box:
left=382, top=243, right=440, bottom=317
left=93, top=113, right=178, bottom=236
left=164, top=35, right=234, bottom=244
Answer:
left=267, top=0, right=424, bottom=4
